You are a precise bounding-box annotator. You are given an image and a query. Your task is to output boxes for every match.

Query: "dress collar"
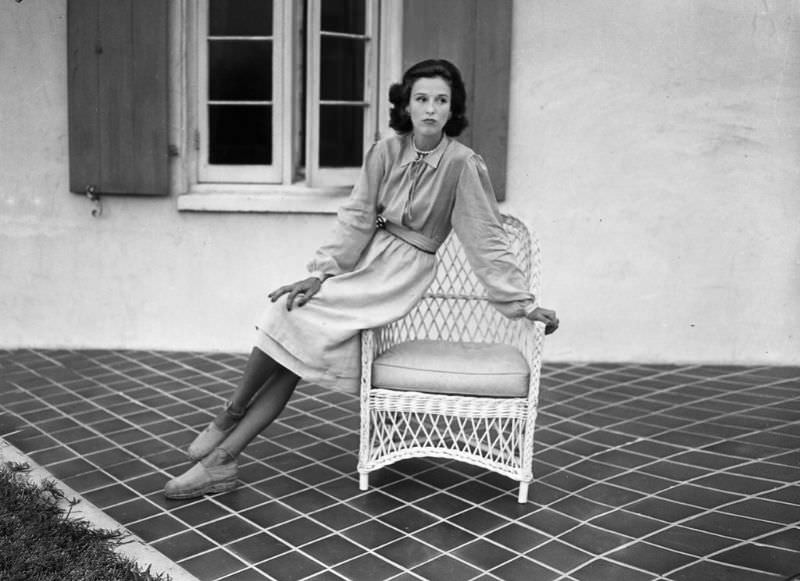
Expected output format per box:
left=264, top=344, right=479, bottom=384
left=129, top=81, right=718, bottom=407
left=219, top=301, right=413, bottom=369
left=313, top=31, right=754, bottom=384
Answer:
left=399, top=134, right=450, bottom=169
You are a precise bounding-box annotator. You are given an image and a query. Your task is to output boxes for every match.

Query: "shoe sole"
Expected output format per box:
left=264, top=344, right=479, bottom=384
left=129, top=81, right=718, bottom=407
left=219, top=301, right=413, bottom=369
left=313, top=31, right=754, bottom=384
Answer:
left=164, top=477, right=238, bottom=500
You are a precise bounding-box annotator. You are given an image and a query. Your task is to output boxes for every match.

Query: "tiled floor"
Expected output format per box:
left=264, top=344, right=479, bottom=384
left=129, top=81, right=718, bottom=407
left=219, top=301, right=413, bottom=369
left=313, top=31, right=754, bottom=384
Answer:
left=1, top=350, right=798, bottom=581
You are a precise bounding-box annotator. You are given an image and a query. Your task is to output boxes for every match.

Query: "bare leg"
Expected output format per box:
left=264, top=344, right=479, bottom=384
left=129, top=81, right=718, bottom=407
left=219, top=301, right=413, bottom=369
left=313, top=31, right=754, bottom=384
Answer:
left=217, top=366, right=300, bottom=458
left=214, top=347, right=280, bottom=430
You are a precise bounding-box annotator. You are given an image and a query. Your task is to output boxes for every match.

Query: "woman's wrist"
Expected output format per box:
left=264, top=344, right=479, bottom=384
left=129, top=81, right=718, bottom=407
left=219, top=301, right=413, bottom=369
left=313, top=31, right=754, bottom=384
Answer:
left=523, top=302, right=539, bottom=318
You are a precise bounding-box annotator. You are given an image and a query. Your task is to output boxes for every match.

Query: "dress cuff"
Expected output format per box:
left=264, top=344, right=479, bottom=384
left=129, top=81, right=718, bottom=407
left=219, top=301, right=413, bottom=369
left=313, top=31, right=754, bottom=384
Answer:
left=309, top=270, right=330, bottom=281
left=523, top=301, right=539, bottom=317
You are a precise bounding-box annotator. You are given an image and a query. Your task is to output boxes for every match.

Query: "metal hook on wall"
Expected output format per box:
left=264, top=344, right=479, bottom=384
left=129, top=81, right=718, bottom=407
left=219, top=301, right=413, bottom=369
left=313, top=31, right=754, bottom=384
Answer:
left=85, top=185, right=103, bottom=217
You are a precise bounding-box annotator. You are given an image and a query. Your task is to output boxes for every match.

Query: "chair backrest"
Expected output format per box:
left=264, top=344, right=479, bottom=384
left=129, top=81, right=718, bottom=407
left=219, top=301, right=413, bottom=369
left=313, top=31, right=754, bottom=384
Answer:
left=380, top=215, right=541, bottom=348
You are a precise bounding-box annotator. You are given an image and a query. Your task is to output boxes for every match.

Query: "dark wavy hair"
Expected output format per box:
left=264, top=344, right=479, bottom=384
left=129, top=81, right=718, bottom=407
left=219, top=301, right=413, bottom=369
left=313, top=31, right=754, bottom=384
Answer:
left=388, top=59, right=468, bottom=136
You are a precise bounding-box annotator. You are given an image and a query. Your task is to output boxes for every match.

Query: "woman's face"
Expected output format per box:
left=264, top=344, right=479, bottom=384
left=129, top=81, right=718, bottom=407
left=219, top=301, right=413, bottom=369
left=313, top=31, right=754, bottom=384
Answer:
left=406, top=76, right=452, bottom=145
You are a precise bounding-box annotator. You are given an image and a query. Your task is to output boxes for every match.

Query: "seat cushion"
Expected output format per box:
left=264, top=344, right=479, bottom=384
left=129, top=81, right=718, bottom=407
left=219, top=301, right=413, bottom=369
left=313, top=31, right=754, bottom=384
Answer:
left=372, top=340, right=530, bottom=397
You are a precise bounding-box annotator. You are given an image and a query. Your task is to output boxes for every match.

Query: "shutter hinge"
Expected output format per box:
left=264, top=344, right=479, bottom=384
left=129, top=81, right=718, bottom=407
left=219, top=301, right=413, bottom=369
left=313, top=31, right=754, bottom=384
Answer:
left=85, top=185, right=102, bottom=218
left=194, top=130, right=200, bottom=151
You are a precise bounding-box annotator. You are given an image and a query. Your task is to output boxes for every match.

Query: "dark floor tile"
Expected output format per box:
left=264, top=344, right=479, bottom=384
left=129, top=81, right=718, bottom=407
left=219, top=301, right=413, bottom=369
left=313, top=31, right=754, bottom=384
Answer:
left=198, top=515, right=261, bottom=545
left=42, top=456, right=96, bottom=480
left=448, top=506, right=508, bottom=536
left=714, top=543, right=798, bottom=576
left=486, top=522, right=548, bottom=553
left=333, top=553, right=402, bottom=581
left=415, top=520, right=477, bottom=551
left=605, top=471, right=674, bottom=496
left=62, top=469, right=117, bottom=493
left=489, top=556, right=561, bottom=581
left=521, top=507, right=581, bottom=536
left=171, top=498, right=231, bottom=527
left=694, top=471, right=782, bottom=495
left=376, top=535, right=441, bottom=569
left=127, top=513, right=186, bottom=543
left=251, top=474, right=306, bottom=498
left=759, top=526, right=800, bottom=552
left=669, top=559, right=784, bottom=581
left=682, top=512, right=785, bottom=540
left=379, top=505, right=438, bottom=534
left=731, top=461, right=800, bottom=483
left=548, top=494, right=613, bottom=522
left=413, top=555, right=481, bottom=581
left=342, top=518, right=404, bottom=550
left=720, top=497, right=800, bottom=525
left=625, top=496, right=702, bottom=522
left=302, top=534, right=364, bottom=567
left=152, top=529, right=216, bottom=562
left=270, top=516, right=331, bottom=547
left=590, top=449, right=653, bottom=469
left=638, top=460, right=707, bottom=482
left=607, top=541, right=694, bottom=576
left=590, top=509, right=666, bottom=538
left=452, top=539, right=516, bottom=571
left=102, top=458, right=156, bottom=480
left=657, top=483, right=743, bottom=509
left=82, top=483, right=134, bottom=509
left=308, top=503, right=367, bottom=531
left=226, top=533, right=291, bottom=564
left=413, top=491, right=472, bottom=519
left=559, top=523, right=632, bottom=554
left=572, top=558, right=654, bottom=581
left=526, top=539, right=593, bottom=572
left=647, top=524, right=738, bottom=557
left=126, top=472, right=169, bottom=495
left=344, top=491, right=404, bottom=517
left=281, top=487, right=338, bottom=513
left=181, top=548, right=247, bottom=580
left=258, top=551, right=324, bottom=581
left=104, top=497, right=162, bottom=525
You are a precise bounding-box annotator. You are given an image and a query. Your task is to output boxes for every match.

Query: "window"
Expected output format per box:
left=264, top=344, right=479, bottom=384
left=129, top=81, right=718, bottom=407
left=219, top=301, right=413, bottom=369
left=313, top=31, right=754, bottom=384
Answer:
left=196, top=0, right=380, bottom=188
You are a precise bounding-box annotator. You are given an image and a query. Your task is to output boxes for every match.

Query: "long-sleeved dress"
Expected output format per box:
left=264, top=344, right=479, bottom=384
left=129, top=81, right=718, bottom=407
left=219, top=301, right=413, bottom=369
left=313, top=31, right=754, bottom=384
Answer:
left=255, top=133, right=535, bottom=393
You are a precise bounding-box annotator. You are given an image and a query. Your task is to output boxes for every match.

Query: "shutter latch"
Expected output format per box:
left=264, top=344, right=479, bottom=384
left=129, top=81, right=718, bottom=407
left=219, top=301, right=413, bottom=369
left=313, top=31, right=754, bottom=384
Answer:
left=85, top=185, right=103, bottom=218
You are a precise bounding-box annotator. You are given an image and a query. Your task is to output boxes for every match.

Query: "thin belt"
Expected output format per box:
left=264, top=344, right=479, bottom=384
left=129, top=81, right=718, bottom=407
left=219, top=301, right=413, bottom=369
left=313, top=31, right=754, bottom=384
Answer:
left=376, top=215, right=439, bottom=255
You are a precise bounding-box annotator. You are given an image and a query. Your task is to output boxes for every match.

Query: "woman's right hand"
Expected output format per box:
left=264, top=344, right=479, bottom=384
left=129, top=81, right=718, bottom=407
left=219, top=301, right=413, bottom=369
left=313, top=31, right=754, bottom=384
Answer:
left=268, top=277, right=323, bottom=311
left=526, top=306, right=560, bottom=335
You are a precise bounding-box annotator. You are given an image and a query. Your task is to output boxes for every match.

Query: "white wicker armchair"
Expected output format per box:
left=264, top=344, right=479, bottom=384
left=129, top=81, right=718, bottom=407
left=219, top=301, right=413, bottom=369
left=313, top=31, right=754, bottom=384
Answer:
left=357, top=214, right=545, bottom=503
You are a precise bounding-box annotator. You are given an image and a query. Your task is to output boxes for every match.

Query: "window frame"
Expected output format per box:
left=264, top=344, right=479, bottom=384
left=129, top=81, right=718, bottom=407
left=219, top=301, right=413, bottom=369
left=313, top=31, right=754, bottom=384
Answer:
left=174, top=0, right=402, bottom=212
left=305, top=0, right=380, bottom=187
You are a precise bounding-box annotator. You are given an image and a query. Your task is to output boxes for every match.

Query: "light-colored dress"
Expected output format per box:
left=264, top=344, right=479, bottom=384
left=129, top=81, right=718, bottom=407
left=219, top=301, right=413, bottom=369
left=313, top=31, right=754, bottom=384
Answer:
left=255, top=133, right=535, bottom=393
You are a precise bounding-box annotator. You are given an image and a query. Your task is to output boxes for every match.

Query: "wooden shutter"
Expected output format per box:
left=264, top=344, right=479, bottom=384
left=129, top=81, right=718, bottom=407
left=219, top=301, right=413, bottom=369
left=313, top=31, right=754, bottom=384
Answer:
left=67, top=0, right=169, bottom=196
left=402, top=0, right=512, bottom=200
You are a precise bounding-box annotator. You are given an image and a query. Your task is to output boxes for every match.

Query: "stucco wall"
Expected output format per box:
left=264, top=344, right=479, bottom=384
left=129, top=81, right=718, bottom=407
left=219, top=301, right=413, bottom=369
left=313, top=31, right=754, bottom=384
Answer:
left=2, top=1, right=799, bottom=364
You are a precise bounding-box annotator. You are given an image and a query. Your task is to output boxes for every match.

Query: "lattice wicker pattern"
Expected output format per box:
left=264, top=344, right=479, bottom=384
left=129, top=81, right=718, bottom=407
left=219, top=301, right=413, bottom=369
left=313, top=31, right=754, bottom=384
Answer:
left=358, top=214, right=545, bottom=503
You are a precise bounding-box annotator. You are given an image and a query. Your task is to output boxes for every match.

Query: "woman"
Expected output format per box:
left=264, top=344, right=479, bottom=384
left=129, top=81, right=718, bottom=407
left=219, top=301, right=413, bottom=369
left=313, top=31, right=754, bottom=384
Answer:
left=163, top=59, right=559, bottom=500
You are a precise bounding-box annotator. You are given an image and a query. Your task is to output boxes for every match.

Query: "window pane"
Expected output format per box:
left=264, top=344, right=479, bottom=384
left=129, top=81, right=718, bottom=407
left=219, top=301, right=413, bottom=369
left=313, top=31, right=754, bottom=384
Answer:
left=210, top=0, right=273, bottom=36
left=320, top=37, right=364, bottom=101
left=320, top=0, right=365, bottom=34
left=209, top=105, right=272, bottom=164
left=209, top=41, right=272, bottom=101
left=319, top=105, right=362, bottom=167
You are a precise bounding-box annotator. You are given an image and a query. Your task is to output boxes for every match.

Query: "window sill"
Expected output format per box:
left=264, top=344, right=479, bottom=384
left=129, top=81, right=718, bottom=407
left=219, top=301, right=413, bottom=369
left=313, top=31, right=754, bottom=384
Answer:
left=177, top=185, right=350, bottom=214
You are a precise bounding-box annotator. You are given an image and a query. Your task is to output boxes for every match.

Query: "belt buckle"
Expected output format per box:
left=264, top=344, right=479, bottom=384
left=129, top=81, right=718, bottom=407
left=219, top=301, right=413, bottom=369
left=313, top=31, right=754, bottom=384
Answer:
left=376, top=215, right=387, bottom=230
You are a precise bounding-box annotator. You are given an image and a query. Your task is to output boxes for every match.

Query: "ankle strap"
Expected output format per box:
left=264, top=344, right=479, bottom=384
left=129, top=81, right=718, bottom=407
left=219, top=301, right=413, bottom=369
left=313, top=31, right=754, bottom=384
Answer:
left=224, top=400, right=246, bottom=420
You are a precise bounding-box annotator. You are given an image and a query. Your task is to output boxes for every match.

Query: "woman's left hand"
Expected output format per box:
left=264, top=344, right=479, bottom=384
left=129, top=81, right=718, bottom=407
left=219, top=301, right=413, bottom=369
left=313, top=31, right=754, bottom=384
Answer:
left=526, top=306, right=560, bottom=335
left=268, top=277, right=323, bottom=311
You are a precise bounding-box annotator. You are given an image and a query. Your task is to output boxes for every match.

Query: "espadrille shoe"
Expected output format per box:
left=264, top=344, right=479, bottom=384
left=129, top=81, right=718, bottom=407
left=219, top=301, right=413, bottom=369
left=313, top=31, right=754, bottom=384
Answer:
left=186, top=401, right=246, bottom=461
left=163, top=448, right=238, bottom=500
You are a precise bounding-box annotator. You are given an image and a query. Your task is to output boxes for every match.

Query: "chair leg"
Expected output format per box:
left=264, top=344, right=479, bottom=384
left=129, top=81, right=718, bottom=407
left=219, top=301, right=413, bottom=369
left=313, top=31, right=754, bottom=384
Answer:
left=359, top=472, right=369, bottom=491
left=517, top=482, right=529, bottom=504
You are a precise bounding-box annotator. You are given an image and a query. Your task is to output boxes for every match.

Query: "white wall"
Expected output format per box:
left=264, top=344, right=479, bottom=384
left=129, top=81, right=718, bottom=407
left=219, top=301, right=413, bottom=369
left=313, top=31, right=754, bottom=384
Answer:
left=2, top=1, right=799, bottom=365
left=507, top=0, right=800, bottom=364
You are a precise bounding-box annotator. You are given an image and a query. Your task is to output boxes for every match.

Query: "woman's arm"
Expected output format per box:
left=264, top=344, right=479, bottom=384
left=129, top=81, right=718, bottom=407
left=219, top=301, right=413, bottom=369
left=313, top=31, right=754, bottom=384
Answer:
left=306, top=142, right=385, bottom=277
left=451, top=154, right=559, bottom=333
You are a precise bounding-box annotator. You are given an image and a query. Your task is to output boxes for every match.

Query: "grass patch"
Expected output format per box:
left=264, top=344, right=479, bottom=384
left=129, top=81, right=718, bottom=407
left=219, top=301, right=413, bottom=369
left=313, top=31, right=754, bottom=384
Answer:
left=0, top=461, right=171, bottom=581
